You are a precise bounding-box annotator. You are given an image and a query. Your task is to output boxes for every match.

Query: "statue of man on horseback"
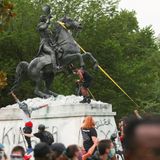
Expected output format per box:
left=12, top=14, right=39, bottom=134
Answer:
left=11, top=5, right=98, bottom=98
left=36, top=5, right=62, bottom=71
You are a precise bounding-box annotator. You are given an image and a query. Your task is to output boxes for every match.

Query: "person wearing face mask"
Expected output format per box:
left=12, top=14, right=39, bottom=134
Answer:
left=91, top=139, right=117, bottom=160
left=10, top=146, right=31, bottom=160
left=108, top=142, right=116, bottom=160
left=110, top=133, right=124, bottom=160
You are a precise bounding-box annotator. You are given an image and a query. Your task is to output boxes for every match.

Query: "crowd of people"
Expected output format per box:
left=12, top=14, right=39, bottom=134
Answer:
left=0, top=112, right=160, bottom=160
left=3, top=89, right=160, bottom=160
left=0, top=116, right=116, bottom=160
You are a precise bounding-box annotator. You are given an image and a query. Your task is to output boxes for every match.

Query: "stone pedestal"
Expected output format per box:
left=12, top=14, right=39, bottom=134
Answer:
left=0, top=95, right=119, bottom=154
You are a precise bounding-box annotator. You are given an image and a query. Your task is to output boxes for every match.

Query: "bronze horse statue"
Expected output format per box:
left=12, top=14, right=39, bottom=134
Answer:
left=11, top=16, right=98, bottom=98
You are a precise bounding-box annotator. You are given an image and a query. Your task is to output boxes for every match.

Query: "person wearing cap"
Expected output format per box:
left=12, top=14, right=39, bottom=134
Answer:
left=10, top=92, right=48, bottom=154
left=22, top=124, right=54, bottom=146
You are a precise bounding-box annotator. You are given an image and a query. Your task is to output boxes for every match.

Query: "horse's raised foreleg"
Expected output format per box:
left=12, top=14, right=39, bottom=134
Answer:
left=82, top=52, right=98, bottom=69
left=62, top=53, right=85, bottom=67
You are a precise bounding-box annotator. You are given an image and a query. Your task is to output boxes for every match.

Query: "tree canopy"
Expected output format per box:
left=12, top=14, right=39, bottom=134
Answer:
left=0, top=0, right=160, bottom=118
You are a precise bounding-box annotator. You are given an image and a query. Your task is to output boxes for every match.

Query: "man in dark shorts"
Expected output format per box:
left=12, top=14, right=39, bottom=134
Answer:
left=73, top=68, right=92, bottom=103
left=22, top=124, right=54, bottom=146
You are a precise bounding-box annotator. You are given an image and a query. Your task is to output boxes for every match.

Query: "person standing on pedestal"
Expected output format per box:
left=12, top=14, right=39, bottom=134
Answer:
left=72, top=68, right=92, bottom=103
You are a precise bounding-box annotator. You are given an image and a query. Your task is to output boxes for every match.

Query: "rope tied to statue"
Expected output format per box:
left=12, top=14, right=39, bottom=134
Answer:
left=57, top=21, right=140, bottom=108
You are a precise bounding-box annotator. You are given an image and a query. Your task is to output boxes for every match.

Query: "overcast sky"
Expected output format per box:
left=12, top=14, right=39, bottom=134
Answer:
left=119, top=0, right=160, bottom=36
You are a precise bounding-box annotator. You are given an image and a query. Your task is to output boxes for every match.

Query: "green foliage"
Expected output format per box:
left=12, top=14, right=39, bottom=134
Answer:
left=0, top=71, right=7, bottom=89
left=0, top=0, right=160, bottom=119
left=0, top=0, right=16, bottom=32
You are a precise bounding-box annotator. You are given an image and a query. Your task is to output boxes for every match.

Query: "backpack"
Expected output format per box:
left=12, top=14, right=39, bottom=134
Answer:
left=42, top=131, right=54, bottom=145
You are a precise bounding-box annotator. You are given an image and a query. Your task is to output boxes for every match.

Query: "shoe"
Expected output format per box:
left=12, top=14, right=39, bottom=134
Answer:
left=26, top=148, right=33, bottom=154
left=80, top=97, right=87, bottom=103
left=86, top=97, right=91, bottom=104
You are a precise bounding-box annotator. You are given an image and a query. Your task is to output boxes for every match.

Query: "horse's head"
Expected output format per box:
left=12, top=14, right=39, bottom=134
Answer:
left=59, top=16, right=82, bottom=30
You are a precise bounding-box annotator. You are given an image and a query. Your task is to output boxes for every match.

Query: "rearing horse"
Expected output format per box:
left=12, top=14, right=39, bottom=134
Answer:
left=11, top=16, right=98, bottom=98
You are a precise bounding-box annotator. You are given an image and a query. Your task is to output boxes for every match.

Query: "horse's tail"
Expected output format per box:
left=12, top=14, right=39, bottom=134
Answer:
left=10, top=61, right=29, bottom=92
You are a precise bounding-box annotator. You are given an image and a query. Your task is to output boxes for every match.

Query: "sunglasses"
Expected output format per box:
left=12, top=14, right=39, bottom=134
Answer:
left=10, top=155, right=23, bottom=159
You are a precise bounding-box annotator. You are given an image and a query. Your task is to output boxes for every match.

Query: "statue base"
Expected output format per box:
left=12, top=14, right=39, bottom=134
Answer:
left=0, top=95, right=118, bottom=154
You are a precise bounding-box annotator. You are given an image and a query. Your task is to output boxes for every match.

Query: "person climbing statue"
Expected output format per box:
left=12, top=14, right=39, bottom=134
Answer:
left=72, top=67, right=92, bottom=103
left=10, top=92, right=48, bottom=154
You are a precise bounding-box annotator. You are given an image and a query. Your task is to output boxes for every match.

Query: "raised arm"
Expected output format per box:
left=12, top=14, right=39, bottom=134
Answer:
left=92, top=136, right=98, bottom=144
left=82, top=139, right=98, bottom=160
left=10, top=91, right=21, bottom=104
left=134, top=110, right=142, bottom=119
left=77, top=70, right=84, bottom=82
left=23, top=133, right=34, bottom=138
left=31, top=104, right=48, bottom=111
left=10, top=91, right=18, bottom=101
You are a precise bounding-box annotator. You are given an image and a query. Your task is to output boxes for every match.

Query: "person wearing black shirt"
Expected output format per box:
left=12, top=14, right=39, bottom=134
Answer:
left=81, top=127, right=97, bottom=152
left=73, top=68, right=92, bottom=103
left=81, top=116, right=98, bottom=153
left=22, top=124, right=54, bottom=146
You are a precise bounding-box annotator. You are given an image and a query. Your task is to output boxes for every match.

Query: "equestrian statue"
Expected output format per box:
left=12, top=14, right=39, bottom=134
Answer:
left=11, top=5, right=98, bottom=98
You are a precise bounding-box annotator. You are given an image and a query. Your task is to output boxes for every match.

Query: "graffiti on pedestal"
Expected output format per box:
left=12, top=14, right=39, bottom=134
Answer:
left=1, top=125, right=58, bottom=146
left=95, top=118, right=113, bottom=139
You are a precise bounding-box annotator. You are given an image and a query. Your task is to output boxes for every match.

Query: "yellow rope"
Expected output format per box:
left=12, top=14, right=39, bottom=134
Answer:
left=98, top=65, right=139, bottom=107
left=88, top=89, right=96, bottom=100
left=57, top=21, right=67, bottom=30
left=57, top=21, right=140, bottom=107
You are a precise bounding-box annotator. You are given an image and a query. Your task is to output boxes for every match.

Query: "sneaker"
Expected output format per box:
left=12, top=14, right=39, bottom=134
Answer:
left=80, top=97, right=87, bottom=103
left=87, top=98, right=91, bottom=104
left=26, top=148, right=33, bottom=154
